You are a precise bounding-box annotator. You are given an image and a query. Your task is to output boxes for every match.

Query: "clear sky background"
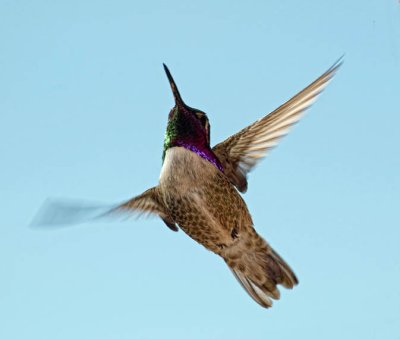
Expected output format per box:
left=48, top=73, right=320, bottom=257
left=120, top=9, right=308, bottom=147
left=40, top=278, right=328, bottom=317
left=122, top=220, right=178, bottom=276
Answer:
left=1, top=1, right=400, bottom=338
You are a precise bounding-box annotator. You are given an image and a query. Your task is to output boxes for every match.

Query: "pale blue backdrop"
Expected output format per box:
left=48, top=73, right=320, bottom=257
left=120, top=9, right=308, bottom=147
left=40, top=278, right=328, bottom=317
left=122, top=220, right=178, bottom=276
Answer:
left=1, top=0, right=399, bottom=338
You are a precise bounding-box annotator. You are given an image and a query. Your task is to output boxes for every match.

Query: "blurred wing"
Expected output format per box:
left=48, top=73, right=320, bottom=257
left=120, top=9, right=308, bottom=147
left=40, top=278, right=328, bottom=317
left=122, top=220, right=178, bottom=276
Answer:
left=31, top=198, right=116, bottom=227
left=32, top=186, right=178, bottom=231
left=112, top=187, right=178, bottom=231
left=213, top=58, right=342, bottom=192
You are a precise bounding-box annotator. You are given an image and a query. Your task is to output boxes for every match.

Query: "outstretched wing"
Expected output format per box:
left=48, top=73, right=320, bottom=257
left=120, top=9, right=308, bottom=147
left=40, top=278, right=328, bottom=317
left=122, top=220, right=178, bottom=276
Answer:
left=112, top=187, right=178, bottom=231
left=32, top=186, right=178, bottom=231
left=212, top=58, right=342, bottom=192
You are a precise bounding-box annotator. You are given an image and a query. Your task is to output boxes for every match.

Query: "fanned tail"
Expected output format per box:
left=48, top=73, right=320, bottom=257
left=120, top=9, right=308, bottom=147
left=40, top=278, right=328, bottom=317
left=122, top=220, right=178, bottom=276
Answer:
left=223, top=229, right=298, bottom=308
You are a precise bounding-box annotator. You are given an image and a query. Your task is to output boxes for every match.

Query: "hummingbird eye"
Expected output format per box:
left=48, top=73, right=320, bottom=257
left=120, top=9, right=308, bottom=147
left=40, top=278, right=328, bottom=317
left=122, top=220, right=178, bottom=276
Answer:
left=195, top=112, right=210, bottom=144
left=199, top=115, right=208, bottom=127
left=195, top=112, right=208, bottom=128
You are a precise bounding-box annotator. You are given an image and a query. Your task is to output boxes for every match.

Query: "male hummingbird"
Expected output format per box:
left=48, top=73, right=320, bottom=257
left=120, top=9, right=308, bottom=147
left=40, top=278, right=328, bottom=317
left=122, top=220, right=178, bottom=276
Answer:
left=34, top=59, right=342, bottom=308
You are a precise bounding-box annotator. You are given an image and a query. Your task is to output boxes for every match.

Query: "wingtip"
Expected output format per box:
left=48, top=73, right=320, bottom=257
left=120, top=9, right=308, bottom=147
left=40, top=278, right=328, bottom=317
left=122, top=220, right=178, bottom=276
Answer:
left=328, top=55, right=345, bottom=73
left=30, top=198, right=114, bottom=228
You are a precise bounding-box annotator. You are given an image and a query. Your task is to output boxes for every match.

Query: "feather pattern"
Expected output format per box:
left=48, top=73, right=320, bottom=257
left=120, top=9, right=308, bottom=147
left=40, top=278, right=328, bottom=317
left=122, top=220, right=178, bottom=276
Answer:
left=213, top=58, right=343, bottom=192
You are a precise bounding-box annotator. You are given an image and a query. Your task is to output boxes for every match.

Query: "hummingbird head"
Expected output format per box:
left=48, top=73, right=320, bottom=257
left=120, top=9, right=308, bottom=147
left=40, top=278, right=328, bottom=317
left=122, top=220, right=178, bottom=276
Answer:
left=162, top=64, right=212, bottom=158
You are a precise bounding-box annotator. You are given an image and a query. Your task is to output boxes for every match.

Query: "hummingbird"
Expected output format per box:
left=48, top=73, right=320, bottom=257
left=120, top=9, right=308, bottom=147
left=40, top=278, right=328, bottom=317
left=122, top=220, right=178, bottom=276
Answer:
left=34, top=59, right=342, bottom=308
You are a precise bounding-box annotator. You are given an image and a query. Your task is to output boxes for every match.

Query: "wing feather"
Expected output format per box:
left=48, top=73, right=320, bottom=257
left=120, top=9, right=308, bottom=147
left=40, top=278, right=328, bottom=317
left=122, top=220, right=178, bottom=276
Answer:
left=32, top=186, right=178, bottom=231
left=213, top=58, right=343, bottom=192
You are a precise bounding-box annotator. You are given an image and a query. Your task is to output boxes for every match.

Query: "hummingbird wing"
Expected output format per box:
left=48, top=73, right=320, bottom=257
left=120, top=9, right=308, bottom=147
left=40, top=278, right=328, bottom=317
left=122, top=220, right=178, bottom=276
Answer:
left=212, top=58, right=342, bottom=193
left=32, top=186, right=178, bottom=231
left=112, top=187, right=178, bottom=231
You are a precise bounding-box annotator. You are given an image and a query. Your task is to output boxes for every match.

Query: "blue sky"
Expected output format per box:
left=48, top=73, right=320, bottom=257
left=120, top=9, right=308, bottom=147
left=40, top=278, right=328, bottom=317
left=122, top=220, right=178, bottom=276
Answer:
left=1, top=0, right=400, bottom=338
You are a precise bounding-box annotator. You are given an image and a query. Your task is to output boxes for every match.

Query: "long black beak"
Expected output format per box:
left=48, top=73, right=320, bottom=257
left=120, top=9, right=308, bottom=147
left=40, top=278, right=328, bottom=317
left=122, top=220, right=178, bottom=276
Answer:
left=163, top=64, right=185, bottom=107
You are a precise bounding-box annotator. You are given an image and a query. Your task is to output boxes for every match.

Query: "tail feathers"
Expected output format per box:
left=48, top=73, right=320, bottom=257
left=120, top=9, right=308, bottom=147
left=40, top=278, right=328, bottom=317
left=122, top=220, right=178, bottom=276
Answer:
left=224, top=236, right=298, bottom=308
left=230, top=267, right=275, bottom=308
left=270, top=247, right=299, bottom=288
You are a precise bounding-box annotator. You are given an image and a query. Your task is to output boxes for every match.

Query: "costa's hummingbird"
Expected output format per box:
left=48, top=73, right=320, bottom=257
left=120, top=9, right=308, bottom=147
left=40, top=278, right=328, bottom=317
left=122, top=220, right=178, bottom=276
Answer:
left=34, top=59, right=342, bottom=308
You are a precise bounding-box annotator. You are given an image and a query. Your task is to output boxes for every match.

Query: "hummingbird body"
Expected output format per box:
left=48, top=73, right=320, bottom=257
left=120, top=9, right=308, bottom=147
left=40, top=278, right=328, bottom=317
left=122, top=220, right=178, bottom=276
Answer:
left=159, top=146, right=248, bottom=254
left=35, top=59, right=342, bottom=308
left=159, top=146, right=296, bottom=305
